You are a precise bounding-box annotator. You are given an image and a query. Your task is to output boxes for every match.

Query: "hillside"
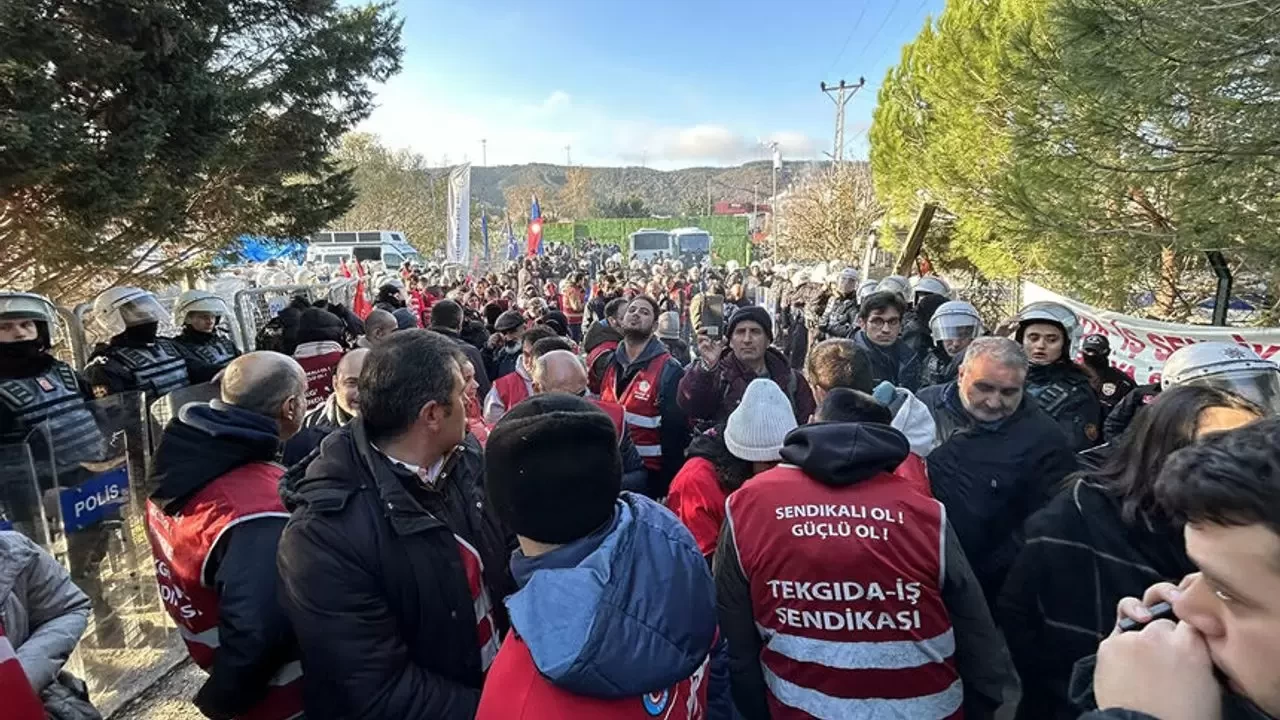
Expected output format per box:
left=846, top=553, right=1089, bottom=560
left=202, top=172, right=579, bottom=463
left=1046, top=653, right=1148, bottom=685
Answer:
left=469, top=160, right=832, bottom=215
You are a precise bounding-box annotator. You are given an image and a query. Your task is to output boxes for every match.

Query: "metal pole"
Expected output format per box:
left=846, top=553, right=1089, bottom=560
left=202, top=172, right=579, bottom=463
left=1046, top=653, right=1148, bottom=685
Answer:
left=481, top=139, right=487, bottom=167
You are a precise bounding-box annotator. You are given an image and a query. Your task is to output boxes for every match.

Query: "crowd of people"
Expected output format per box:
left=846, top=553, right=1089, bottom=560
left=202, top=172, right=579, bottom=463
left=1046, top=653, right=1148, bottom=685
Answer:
left=2, top=247, right=1280, bottom=720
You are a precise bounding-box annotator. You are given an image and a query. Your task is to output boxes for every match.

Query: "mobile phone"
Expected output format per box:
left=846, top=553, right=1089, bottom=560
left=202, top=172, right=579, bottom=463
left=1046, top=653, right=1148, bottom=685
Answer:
left=1117, top=601, right=1176, bottom=632
left=702, top=295, right=725, bottom=338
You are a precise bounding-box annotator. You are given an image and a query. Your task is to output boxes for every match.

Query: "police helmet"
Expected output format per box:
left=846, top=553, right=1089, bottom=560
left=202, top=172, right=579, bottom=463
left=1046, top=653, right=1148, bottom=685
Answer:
left=912, top=276, right=952, bottom=300
left=93, top=287, right=171, bottom=336
left=1162, top=342, right=1280, bottom=414
left=930, top=301, right=983, bottom=342
left=857, top=279, right=880, bottom=303
left=172, top=290, right=230, bottom=327
left=1015, top=301, right=1080, bottom=342
left=876, top=275, right=910, bottom=301
left=1081, top=334, right=1111, bottom=358
left=725, top=260, right=741, bottom=274
left=0, top=291, right=61, bottom=346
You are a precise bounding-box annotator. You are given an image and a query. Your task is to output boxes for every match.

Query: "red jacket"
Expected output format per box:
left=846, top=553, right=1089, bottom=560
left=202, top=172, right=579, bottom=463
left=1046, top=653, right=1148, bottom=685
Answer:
left=666, top=457, right=727, bottom=557
left=477, top=633, right=710, bottom=720
left=1, top=622, right=44, bottom=720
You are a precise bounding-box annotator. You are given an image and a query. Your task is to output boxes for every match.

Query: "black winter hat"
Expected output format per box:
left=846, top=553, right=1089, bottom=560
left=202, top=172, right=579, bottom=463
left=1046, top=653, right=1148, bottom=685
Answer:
left=485, top=393, right=621, bottom=545
left=726, top=305, right=773, bottom=343
left=392, top=308, right=418, bottom=330
left=495, top=309, right=525, bottom=333
left=296, top=307, right=346, bottom=345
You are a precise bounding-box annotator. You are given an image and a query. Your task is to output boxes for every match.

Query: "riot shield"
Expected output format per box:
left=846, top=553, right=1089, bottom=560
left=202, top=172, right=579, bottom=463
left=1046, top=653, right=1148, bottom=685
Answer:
left=147, top=382, right=220, bottom=455
left=13, top=392, right=186, bottom=714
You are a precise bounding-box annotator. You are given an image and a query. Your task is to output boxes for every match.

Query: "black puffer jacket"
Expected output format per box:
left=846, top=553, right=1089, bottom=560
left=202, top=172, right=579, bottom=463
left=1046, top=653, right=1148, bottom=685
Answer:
left=918, top=382, right=1078, bottom=601
left=276, top=420, right=515, bottom=720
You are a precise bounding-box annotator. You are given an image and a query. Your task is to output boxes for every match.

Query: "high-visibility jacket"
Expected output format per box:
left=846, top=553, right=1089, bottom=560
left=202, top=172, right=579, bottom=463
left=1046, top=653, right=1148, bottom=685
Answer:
left=726, top=463, right=961, bottom=719
left=600, top=353, right=670, bottom=472
left=145, top=462, right=304, bottom=720
left=588, top=398, right=626, bottom=440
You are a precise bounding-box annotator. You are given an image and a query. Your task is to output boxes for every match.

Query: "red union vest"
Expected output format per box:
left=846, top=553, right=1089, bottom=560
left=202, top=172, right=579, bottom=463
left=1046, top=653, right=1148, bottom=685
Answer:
left=562, top=287, right=586, bottom=326
left=294, top=344, right=344, bottom=411
left=588, top=398, right=627, bottom=444
left=494, top=371, right=532, bottom=416
left=601, top=352, right=670, bottom=472
left=586, top=339, right=618, bottom=395
left=726, top=464, right=961, bottom=719
left=145, top=462, right=303, bottom=720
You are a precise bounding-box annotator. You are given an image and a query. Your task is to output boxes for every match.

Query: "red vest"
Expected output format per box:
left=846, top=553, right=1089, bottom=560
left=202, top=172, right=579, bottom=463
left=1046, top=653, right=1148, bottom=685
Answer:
left=476, top=634, right=710, bottom=720
left=295, top=351, right=343, bottom=411
left=588, top=398, right=627, bottom=443
left=897, top=452, right=933, bottom=498
left=0, top=621, right=44, bottom=720
left=494, top=371, right=532, bottom=416
left=455, top=535, right=501, bottom=671
left=726, top=464, right=961, bottom=719
left=145, top=462, right=304, bottom=720
left=586, top=340, right=618, bottom=395
left=600, top=353, right=670, bottom=472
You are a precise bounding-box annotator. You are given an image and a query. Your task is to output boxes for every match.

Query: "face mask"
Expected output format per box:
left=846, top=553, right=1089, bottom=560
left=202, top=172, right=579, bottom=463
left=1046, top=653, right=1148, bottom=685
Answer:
left=0, top=338, right=44, bottom=363
left=123, top=322, right=159, bottom=345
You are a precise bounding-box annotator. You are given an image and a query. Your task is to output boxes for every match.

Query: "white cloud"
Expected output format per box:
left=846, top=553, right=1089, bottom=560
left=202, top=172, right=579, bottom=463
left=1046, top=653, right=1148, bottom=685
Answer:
left=540, top=90, right=571, bottom=113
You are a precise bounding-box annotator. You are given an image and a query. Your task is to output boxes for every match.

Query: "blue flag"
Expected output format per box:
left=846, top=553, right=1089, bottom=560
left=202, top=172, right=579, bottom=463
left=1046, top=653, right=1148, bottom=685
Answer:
left=481, top=214, right=490, bottom=265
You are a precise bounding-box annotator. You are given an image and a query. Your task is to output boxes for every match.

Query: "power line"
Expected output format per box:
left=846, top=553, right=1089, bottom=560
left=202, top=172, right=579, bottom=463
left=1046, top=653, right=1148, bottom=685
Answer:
left=820, top=79, right=867, bottom=163
left=845, top=0, right=903, bottom=74
left=825, top=4, right=870, bottom=75
left=867, top=0, right=933, bottom=72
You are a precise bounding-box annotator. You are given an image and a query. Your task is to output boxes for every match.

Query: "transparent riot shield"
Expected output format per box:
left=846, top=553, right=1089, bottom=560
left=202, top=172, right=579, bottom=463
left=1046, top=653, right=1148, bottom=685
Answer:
left=18, top=392, right=187, bottom=715
left=147, top=382, right=220, bottom=455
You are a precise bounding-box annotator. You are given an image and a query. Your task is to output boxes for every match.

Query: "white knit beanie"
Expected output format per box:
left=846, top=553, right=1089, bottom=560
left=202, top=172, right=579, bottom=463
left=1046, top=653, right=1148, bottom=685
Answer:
left=725, top=378, right=799, bottom=463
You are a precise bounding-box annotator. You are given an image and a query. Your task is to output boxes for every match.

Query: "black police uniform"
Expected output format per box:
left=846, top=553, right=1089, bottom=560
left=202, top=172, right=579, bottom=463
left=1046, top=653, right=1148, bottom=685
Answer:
left=818, top=292, right=859, bottom=340
left=1087, top=362, right=1137, bottom=416
left=1025, top=361, right=1104, bottom=452
left=171, top=327, right=240, bottom=384
left=83, top=334, right=190, bottom=399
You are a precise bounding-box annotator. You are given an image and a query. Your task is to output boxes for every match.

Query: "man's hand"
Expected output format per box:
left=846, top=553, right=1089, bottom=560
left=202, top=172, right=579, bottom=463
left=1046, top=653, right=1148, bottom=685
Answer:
left=696, top=332, right=724, bottom=368
left=1093, top=620, right=1221, bottom=720
left=486, top=332, right=504, bottom=349
left=1114, top=574, right=1197, bottom=630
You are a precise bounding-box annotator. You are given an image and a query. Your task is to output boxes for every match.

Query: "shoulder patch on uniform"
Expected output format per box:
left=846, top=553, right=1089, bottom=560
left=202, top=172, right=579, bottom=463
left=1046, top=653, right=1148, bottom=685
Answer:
left=642, top=689, right=670, bottom=716
left=92, top=385, right=109, bottom=399
left=1085, top=423, right=1099, bottom=441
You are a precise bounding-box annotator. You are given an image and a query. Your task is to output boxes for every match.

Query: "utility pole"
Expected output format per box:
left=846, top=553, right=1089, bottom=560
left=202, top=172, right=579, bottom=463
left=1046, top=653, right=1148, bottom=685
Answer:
left=481, top=139, right=487, bottom=167
left=820, top=78, right=865, bottom=163
left=565, top=145, right=572, bottom=166
left=753, top=182, right=760, bottom=234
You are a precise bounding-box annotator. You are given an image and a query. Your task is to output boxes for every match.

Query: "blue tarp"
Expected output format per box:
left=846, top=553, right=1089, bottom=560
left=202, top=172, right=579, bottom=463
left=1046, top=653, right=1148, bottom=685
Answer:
left=217, top=235, right=308, bottom=266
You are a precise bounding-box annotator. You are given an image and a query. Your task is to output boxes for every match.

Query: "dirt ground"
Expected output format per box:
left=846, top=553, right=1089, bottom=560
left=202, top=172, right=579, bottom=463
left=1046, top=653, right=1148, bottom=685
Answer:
left=108, top=661, right=206, bottom=720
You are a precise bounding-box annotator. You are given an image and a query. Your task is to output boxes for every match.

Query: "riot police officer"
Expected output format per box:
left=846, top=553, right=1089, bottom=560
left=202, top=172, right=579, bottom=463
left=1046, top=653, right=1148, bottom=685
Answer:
left=876, top=275, right=910, bottom=303
left=83, top=287, right=189, bottom=399
left=817, top=268, right=860, bottom=341
left=857, top=279, right=879, bottom=304
left=1015, top=301, right=1103, bottom=451
left=0, top=291, right=121, bottom=642
left=170, top=290, right=241, bottom=383
left=1079, top=334, right=1136, bottom=417
left=920, top=300, right=983, bottom=387
left=0, top=292, right=105, bottom=523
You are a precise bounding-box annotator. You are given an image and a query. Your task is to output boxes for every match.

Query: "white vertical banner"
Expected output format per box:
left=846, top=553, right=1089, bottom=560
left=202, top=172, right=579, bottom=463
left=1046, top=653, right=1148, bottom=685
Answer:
left=446, top=163, right=471, bottom=265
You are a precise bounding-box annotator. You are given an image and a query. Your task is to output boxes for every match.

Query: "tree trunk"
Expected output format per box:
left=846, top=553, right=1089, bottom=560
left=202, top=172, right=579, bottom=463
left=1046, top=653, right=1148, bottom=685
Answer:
left=1154, top=245, right=1178, bottom=320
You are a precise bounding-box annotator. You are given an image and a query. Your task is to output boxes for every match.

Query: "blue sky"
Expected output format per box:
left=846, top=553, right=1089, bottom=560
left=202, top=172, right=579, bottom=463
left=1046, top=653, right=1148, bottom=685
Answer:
left=360, top=0, right=946, bottom=169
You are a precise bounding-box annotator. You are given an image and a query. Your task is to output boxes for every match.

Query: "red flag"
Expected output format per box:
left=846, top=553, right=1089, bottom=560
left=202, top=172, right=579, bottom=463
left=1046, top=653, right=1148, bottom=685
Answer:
left=526, top=217, right=543, bottom=256
left=339, top=258, right=352, bottom=279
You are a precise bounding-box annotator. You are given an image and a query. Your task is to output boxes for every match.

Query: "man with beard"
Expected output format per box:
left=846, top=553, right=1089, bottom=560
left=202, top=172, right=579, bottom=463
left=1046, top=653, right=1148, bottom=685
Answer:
left=170, top=290, right=241, bottom=383
left=600, top=296, right=689, bottom=498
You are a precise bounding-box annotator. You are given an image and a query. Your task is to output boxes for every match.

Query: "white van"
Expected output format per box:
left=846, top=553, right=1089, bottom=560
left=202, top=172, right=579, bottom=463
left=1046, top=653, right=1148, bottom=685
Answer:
left=307, top=230, right=422, bottom=269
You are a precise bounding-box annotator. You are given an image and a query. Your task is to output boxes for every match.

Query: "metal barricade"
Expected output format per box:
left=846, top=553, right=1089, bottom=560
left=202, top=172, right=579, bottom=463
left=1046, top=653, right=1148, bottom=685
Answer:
left=232, top=284, right=318, bottom=352
left=0, top=391, right=186, bottom=716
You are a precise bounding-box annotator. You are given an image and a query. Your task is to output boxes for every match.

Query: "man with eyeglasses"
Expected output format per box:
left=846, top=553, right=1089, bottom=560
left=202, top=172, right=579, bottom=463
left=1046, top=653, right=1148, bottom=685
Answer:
left=530, top=348, right=649, bottom=494
left=854, top=291, right=926, bottom=391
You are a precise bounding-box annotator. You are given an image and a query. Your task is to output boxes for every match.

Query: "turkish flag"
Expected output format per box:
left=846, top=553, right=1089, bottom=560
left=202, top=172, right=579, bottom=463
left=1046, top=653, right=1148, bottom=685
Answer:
left=526, top=218, right=543, bottom=256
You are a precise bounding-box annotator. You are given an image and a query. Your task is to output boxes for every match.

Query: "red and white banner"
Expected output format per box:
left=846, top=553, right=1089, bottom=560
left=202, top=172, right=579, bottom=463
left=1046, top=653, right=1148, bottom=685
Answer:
left=1022, top=281, right=1280, bottom=385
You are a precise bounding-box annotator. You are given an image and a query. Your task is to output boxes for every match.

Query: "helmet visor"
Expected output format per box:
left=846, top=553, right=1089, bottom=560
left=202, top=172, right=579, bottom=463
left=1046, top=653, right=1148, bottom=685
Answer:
left=1184, top=368, right=1280, bottom=415
left=99, top=295, right=170, bottom=336
left=931, top=314, right=982, bottom=341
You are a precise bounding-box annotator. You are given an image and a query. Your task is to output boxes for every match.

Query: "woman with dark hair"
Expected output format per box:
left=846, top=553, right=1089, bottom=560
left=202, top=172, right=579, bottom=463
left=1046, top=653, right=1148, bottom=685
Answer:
left=998, top=385, right=1263, bottom=720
